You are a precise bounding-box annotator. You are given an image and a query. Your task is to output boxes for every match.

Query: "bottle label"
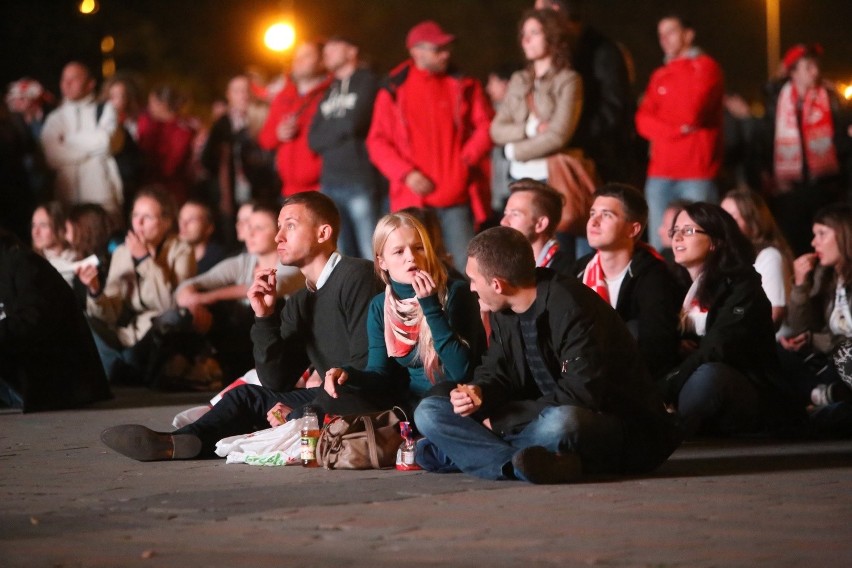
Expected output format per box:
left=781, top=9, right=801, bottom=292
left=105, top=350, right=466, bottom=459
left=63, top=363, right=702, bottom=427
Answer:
left=300, top=435, right=318, bottom=461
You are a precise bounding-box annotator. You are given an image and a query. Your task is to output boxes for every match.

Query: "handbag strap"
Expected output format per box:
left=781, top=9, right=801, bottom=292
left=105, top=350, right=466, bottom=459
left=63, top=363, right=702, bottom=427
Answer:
left=360, top=415, right=381, bottom=469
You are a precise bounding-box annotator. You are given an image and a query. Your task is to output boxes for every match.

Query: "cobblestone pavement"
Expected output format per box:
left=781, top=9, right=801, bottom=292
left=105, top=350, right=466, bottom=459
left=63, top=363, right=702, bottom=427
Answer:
left=1, top=388, right=851, bottom=567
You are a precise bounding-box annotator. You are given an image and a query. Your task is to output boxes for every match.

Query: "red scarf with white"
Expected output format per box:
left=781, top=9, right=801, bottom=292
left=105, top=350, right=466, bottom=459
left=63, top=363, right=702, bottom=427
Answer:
left=774, top=81, right=839, bottom=187
left=582, top=252, right=610, bottom=305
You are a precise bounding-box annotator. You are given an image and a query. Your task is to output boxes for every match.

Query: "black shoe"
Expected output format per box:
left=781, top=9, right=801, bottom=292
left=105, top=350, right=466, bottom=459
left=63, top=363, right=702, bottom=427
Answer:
left=100, top=424, right=202, bottom=461
left=511, top=446, right=582, bottom=484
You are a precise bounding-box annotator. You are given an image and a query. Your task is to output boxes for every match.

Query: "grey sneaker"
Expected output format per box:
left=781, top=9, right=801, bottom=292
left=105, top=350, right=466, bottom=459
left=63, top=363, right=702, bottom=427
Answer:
left=101, top=424, right=202, bottom=461
left=511, top=446, right=582, bottom=484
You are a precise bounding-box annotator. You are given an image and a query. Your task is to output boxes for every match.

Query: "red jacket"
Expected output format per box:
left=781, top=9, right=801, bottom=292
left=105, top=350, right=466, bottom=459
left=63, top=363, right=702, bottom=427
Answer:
left=259, top=77, right=331, bottom=196
left=636, top=51, right=724, bottom=180
left=137, top=113, right=195, bottom=205
left=366, top=61, right=493, bottom=224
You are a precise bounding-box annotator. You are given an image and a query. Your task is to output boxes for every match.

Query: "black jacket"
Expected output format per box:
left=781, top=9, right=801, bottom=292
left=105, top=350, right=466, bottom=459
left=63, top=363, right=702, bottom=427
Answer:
left=472, top=269, right=678, bottom=471
left=660, top=268, right=798, bottom=412
left=574, top=245, right=684, bottom=380
left=0, top=242, right=111, bottom=411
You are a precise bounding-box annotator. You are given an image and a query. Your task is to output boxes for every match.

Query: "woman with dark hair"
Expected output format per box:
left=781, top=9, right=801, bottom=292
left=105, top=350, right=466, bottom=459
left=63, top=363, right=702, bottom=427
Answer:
left=783, top=204, right=852, bottom=421
left=660, top=202, right=800, bottom=437
left=66, top=203, right=112, bottom=309
left=490, top=8, right=584, bottom=262
left=31, top=201, right=77, bottom=284
left=721, top=188, right=793, bottom=329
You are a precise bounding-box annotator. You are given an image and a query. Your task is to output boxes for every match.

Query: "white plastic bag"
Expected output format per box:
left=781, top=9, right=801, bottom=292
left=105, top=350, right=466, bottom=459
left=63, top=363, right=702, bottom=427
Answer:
left=171, top=368, right=263, bottom=428
left=215, top=419, right=302, bottom=466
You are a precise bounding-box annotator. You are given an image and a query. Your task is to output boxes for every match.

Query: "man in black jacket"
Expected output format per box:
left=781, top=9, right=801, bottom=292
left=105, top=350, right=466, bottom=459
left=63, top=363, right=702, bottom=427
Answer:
left=574, top=183, right=683, bottom=380
left=414, top=227, right=680, bottom=483
left=101, top=192, right=382, bottom=460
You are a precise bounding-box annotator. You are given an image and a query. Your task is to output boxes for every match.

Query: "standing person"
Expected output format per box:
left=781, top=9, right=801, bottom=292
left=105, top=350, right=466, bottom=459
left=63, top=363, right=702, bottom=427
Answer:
left=490, top=9, right=584, bottom=262
left=77, top=186, right=195, bottom=385
left=137, top=85, right=195, bottom=207
left=6, top=78, right=54, bottom=204
left=574, top=183, right=682, bottom=380
left=308, top=36, right=380, bottom=259
left=636, top=15, right=724, bottom=250
left=661, top=203, right=800, bottom=438
left=367, top=20, right=493, bottom=274
left=259, top=41, right=331, bottom=198
left=499, top=178, right=573, bottom=274
left=484, top=64, right=515, bottom=224
left=766, top=44, right=847, bottom=257
left=535, top=0, right=636, bottom=185
left=201, top=74, right=278, bottom=243
left=99, top=192, right=381, bottom=461
left=100, top=73, right=144, bottom=218
left=41, top=61, right=123, bottom=225
left=316, top=212, right=485, bottom=420
left=414, top=226, right=680, bottom=483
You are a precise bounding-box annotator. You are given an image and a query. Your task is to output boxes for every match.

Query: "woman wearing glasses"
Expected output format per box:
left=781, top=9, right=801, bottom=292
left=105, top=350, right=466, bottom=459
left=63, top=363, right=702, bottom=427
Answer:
left=660, top=202, right=801, bottom=437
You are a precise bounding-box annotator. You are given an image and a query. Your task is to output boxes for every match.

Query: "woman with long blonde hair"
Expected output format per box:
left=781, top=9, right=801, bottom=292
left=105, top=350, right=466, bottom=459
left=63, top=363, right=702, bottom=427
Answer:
left=323, top=212, right=485, bottom=414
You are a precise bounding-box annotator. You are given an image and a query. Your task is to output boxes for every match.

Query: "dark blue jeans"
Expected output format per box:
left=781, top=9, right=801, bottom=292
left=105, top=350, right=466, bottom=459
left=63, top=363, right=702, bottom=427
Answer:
left=676, top=362, right=765, bottom=438
left=414, top=396, right=626, bottom=480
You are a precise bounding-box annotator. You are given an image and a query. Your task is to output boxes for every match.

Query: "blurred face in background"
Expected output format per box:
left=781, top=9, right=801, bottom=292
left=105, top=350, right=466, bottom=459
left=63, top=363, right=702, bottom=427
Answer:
left=485, top=73, right=510, bottom=106
left=235, top=203, right=254, bottom=243
left=720, top=198, right=749, bottom=237
left=291, top=43, right=324, bottom=81
left=31, top=207, right=60, bottom=253
left=410, top=43, right=451, bottom=74
left=657, top=17, right=693, bottom=60
left=60, top=63, right=94, bottom=102
left=226, top=76, right=250, bottom=114
left=322, top=40, right=356, bottom=74
left=108, top=82, right=128, bottom=115
left=521, top=17, right=549, bottom=62
left=131, top=196, right=170, bottom=246
left=246, top=211, right=278, bottom=255
left=790, top=57, right=820, bottom=91
left=178, top=203, right=213, bottom=246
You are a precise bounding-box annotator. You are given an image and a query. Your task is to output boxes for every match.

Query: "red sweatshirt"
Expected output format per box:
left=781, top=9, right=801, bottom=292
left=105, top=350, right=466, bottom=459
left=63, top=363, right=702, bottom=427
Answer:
left=636, top=51, right=724, bottom=180
left=259, top=77, right=331, bottom=196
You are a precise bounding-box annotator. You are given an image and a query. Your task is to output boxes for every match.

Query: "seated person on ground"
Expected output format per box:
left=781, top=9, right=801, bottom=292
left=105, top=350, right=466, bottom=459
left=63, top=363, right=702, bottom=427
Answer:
left=178, top=199, right=226, bottom=275
left=414, top=226, right=681, bottom=484
left=660, top=202, right=802, bottom=438
left=77, top=185, right=196, bottom=385
left=574, top=183, right=683, bottom=380
left=294, top=212, right=485, bottom=424
left=99, top=191, right=381, bottom=461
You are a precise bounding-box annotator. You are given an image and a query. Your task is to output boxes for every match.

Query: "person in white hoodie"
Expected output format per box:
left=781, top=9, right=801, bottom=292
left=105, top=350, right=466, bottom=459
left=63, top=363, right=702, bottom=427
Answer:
left=41, top=61, right=123, bottom=227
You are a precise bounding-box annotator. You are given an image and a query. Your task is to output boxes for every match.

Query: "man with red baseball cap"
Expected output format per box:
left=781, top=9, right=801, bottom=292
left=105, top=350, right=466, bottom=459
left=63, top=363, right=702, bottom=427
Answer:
left=367, top=20, right=493, bottom=274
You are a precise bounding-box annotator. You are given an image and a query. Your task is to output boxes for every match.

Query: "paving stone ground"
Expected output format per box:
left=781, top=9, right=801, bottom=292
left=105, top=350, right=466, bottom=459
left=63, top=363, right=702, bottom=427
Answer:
left=1, top=388, right=851, bottom=567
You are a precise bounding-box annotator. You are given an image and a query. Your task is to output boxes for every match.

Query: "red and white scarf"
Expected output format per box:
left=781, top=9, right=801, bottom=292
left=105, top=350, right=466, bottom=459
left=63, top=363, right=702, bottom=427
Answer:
left=383, top=285, right=440, bottom=382
left=774, top=81, right=839, bottom=187
left=582, top=252, right=610, bottom=305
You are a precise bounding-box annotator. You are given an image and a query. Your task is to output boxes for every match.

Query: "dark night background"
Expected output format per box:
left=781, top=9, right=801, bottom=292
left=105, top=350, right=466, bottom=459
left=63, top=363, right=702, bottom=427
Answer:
left=2, top=0, right=851, bottom=113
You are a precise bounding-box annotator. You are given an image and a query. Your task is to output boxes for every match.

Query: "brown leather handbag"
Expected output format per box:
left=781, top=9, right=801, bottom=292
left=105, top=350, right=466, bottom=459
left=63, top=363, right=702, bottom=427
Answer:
left=547, top=149, right=599, bottom=235
left=316, top=408, right=403, bottom=469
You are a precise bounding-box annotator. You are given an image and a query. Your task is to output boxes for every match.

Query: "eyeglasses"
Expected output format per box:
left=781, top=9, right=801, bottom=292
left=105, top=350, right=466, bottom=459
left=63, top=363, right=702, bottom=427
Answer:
left=668, top=226, right=707, bottom=239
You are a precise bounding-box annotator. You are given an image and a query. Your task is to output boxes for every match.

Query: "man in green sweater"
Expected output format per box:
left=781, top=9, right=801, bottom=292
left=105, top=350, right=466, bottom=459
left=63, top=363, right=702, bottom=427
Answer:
left=101, top=192, right=382, bottom=460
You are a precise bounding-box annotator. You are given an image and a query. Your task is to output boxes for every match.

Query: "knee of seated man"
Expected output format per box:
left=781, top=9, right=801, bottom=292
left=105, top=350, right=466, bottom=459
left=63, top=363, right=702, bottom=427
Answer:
left=414, top=396, right=450, bottom=434
left=538, top=405, right=587, bottom=438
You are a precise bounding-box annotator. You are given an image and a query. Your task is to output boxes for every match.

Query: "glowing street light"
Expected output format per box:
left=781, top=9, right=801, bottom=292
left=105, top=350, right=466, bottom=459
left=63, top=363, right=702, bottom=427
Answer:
left=264, top=22, right=296, bottom=53
left=79, top=0, right=99, bottom=15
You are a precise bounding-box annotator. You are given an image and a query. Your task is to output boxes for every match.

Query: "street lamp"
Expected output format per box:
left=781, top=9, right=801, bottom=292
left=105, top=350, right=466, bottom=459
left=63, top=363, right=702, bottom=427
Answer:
left=264, top=22, right=296, bottom=53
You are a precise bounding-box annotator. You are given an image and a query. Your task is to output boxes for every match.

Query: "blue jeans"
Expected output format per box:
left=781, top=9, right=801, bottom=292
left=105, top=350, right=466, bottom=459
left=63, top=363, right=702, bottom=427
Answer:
left=89, top=318, right=154, bottom=385
left=645, top=177, right=718, bottom=250
left=432, top=204, right=475, bottom=275
left=676, top=362, right=764, bottom=438
left=414, top=396, right=625, bottom=480
left=322, top=182, right=379, bottom=259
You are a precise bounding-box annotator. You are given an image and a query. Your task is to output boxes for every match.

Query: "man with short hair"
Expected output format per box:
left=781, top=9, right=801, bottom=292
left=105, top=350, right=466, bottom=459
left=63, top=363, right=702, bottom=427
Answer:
left=308, top=36, right=380, bottom=259
left=100, top=192, right=381, bottom=460
left=500, top=178, right=573, bottom=274
left=574, top=183, right=682, bottom=379
left=367, top=20, right=493, bottom=273
left=178, top=200, right=225, bottom=275
left=259, top=42, right=331, bottom=197
left=41, top=61, right=123, bottom=223
left=414, top=226, right=680, bottom=483
left=636, top=14, right=724, bottom=250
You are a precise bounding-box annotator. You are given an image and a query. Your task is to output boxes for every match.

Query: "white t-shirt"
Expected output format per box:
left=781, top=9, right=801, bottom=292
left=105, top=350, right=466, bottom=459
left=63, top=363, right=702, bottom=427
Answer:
left=605, top=264, right=631, bottom=309
left=754, top=246, right=788, bottom=307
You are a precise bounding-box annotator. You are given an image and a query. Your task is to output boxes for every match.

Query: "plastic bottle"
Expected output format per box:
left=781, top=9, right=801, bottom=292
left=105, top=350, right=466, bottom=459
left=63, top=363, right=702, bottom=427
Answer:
left=300, top=406, right=320, bottom=467
left=396, top=421, right=421, bottom=471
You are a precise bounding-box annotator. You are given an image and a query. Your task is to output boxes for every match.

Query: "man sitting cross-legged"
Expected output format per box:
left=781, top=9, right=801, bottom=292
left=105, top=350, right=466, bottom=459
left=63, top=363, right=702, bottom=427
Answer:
left=414, top=226, right=681, bottom=483
left=100, top=192, right=381, bottom=460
